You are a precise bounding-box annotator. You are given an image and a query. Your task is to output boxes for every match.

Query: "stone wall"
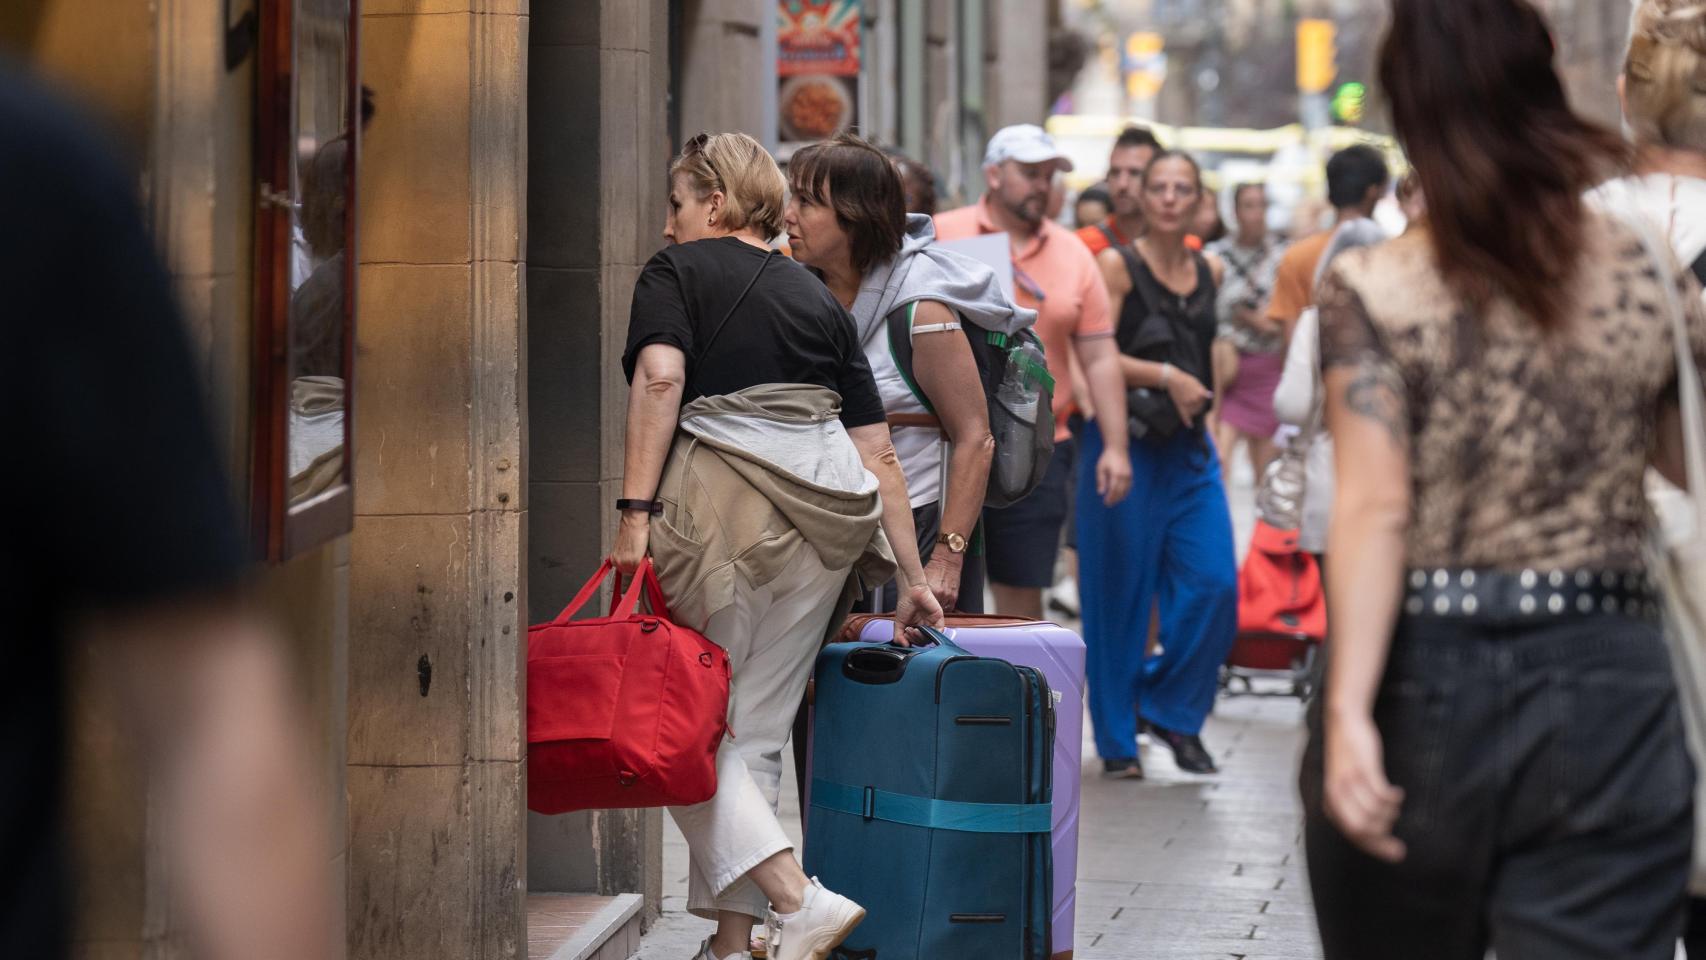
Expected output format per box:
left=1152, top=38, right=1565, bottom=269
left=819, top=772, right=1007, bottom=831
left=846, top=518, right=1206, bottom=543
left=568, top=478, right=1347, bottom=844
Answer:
left=347, top=1, right=528, bottom=957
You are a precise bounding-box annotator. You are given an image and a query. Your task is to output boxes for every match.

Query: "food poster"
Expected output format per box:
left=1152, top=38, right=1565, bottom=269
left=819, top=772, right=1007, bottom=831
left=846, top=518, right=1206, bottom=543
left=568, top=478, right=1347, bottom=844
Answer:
left=778, top=0, right=862, bottom=145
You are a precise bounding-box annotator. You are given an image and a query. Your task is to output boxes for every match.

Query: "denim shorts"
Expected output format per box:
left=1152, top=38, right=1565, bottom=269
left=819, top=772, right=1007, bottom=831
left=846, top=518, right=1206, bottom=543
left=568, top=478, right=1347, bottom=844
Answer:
left=1300, top=612, right=1695, bottom=960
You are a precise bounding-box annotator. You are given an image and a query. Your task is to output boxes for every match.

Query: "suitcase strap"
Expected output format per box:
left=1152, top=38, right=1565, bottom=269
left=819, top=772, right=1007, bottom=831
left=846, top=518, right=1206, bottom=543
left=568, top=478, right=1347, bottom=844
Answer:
left=811, top=779, right=1052, bottom=834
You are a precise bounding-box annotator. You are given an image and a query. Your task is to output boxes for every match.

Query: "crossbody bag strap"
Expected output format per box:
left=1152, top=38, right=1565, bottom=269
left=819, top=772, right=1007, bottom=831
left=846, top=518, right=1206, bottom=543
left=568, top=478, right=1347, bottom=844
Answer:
left=1627, top=215, right=1706, bottom=514
left=689, top=249, right=775, bottom=395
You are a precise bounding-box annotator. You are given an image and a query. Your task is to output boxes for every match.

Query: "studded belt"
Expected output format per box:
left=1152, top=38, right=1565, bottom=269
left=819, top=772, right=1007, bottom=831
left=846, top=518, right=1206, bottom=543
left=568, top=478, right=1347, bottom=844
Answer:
left=1402, top=568, right=1661, bottom=621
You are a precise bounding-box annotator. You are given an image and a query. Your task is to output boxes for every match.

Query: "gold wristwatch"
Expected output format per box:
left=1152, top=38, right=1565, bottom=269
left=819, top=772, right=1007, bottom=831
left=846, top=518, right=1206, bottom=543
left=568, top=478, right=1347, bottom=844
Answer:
left=938, top=531, right=968, bottom=555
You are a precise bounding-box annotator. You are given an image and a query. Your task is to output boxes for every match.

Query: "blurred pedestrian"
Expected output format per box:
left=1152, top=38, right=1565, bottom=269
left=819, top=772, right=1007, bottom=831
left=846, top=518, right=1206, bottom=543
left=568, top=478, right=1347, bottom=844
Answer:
left=1270, top=218, right=1389, bottom=566
left=1208, top=183, right=1287, bottom=485
left=1074, top=183, right=1112, bottom=231
left=935, top=124, right=1133, bottom=620
left=888, top=151, right=939, bottom=216
left=1598, top=2, right=1706, bottom=953
left=1396, top=171, right=1426, bottom=231
left=2, top=66, right=336, bottom=960
left=1300, top=2, right=1705, bottom=958
left=1189, top=185, right=1228, bottom=248
left=1082, top=150, right=1238, bottom=778
left=1267, top=146, right=1390, bottom=342
left=1077, top=125, right=1162, bottom=257
left=787, top=133, right=1020, bottom=613
left=618, top=131, right=943, bottom=960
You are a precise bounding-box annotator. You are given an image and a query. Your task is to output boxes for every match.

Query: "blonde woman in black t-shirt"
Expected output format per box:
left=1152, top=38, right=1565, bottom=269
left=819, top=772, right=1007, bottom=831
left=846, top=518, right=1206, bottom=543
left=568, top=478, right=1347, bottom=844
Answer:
left=616, top=132, right=942, bottom=960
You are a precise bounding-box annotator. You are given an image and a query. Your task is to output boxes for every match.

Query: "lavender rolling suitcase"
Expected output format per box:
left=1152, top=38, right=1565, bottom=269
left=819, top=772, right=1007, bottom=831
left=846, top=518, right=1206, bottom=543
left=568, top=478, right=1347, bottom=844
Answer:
left=840, top=613, right=1086, bottom=959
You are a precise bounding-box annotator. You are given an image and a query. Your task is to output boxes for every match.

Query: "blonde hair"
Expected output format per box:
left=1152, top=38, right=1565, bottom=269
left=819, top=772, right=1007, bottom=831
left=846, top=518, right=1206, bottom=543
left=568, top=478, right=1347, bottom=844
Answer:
left=1625, top=0, right=1706, bottom=150
left=670, top=132, right=787, bottom=238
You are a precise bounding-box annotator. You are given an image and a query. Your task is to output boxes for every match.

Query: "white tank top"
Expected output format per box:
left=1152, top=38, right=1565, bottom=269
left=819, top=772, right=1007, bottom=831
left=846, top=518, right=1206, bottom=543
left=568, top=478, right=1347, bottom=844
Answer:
left=860, top=301, right=962, bottom=509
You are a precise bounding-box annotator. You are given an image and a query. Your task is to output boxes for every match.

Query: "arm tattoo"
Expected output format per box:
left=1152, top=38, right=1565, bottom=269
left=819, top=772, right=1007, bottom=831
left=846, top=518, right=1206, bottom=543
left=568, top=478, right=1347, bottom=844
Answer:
left=1342, top=356, right=1408, bottom=450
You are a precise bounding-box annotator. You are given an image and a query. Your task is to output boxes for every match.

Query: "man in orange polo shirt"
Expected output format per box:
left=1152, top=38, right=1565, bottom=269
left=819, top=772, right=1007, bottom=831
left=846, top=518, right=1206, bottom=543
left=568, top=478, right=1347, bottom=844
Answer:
left=1077, top=125, right=1162, bottom=258
left=1267, top=145, right=1390, bottom=337
left=936, top=124, right=1133, bottom=619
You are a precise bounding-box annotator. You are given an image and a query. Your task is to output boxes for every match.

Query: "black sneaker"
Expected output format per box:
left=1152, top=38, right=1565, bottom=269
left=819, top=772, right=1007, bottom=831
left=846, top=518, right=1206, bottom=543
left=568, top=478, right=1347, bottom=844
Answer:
left=1101, top=757, right=1145, bottom=780
left=1150, top=725, right=1217, bottom=774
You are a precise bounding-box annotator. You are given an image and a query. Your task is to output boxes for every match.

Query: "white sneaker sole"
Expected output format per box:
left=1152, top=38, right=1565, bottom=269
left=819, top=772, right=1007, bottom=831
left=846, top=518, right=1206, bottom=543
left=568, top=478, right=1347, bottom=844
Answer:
left=793, top=900, right=866, bottom=960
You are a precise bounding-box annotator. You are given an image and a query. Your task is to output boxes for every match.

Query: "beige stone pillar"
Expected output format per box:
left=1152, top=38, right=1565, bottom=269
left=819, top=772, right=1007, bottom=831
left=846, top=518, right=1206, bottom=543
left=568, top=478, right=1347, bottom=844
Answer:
left=348, top=2, right=528, bottom=957
left=525, top=0, right=669, bottom=916
left=678, top=0, right=771, bottom=140
left=989, top=0, right=1047, bottom=131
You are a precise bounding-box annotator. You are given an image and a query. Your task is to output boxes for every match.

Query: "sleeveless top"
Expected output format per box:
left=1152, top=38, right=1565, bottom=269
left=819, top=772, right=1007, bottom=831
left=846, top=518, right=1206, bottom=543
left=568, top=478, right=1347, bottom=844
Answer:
left=1114, top=247, right=1219, bottom=423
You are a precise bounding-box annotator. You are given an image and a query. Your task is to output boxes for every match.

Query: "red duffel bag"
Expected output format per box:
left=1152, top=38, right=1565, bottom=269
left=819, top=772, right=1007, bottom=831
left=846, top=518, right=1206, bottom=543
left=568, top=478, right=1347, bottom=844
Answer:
left=527, top=558, right=731, bottom=815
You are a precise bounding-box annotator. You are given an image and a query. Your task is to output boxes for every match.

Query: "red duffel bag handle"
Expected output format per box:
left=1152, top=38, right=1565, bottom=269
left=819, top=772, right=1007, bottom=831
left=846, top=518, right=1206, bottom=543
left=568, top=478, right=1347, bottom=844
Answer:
left=551, top=557, right=673, bottom=625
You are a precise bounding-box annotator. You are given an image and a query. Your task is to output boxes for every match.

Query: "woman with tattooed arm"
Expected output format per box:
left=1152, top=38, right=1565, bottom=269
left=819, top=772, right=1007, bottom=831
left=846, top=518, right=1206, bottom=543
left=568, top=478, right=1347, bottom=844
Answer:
left=1298, top=1, right=1706, bottom=958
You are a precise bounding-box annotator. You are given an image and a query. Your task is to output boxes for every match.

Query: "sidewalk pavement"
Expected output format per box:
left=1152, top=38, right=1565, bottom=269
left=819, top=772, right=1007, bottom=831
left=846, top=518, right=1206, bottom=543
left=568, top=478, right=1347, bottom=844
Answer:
left=633, top=690, right=1323, bottom=960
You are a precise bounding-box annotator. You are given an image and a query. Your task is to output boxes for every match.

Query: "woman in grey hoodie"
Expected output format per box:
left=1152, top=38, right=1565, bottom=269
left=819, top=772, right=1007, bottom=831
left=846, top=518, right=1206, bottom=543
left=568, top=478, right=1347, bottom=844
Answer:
left=785, top=134, right=1037, bottom=612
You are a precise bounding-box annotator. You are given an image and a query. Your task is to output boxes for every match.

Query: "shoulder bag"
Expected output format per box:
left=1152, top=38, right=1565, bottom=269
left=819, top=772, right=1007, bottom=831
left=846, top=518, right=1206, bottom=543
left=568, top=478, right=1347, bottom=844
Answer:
left=1628, top=217, right=1706, bottom=892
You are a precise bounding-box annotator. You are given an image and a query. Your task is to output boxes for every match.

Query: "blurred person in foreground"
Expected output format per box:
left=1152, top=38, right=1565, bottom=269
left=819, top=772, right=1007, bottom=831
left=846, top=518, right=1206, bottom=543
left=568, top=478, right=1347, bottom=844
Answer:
left=1, top=66, right=334, bottom=959
left=618, top=132, right=943, bottom=960
left=1596, top=1, right=1706, bottom=952
left=1300, top=1, right=1706, bottom=957
left=1267, top=146, right=1390, bottom=342
left=1208, top=183, right=1288, bottom=485
left=1083, top=151, right=1236, bottom=778
left=935, top=124, right=1133, bottom=620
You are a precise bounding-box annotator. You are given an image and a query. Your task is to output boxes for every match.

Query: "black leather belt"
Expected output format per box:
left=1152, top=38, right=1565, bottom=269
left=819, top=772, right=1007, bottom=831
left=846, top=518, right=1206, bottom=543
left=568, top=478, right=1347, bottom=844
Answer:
left=1402, top=568, right=1660, bottom=621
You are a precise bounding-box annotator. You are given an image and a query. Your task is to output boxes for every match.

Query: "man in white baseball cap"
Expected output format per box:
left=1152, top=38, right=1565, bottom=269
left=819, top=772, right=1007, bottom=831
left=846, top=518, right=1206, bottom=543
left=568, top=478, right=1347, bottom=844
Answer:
left=935, top=125, right=1132, bottom=623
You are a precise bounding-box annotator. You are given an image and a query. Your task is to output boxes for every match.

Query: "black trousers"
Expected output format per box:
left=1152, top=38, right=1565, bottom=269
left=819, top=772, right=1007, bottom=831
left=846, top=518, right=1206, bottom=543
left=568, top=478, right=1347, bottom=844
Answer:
left=1300, top=613, right=1695, bottom=960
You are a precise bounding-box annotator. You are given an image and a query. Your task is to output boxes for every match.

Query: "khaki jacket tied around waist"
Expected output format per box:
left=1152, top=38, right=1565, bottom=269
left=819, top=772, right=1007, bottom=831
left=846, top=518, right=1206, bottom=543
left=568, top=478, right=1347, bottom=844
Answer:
left=649, top=383, right=897, bottom=632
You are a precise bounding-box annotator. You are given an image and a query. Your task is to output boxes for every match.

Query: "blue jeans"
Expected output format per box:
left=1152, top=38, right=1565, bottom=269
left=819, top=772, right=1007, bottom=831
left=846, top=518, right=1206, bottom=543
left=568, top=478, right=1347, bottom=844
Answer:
left=1076, top=425, right=1238, bottom=757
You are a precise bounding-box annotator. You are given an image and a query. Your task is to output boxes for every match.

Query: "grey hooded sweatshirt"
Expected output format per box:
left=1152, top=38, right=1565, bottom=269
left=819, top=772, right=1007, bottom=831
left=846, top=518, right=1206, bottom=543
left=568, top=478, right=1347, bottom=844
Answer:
left=845, top=214, right=1038, bottom=508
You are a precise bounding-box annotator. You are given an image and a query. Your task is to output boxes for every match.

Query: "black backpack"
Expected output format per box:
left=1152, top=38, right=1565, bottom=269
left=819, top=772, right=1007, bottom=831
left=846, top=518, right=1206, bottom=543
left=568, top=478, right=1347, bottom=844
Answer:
left=884, top=302, right=1056, bottom=510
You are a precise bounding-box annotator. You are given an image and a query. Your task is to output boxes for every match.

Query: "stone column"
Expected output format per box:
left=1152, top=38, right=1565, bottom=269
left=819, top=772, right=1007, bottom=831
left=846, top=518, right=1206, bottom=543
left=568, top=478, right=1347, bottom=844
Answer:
left=677, top=0, right=770, bottom=141
left=989, top=0, right=1047, bottom=131
left=525, top=0, right=669, bottom=919
left=347, top=2, right=528, bottom=957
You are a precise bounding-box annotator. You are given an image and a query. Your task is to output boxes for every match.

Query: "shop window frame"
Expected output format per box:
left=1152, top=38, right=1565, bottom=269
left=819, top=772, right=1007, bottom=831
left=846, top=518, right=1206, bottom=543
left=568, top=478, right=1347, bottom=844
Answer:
left=248, top=0, right=360, bottom=562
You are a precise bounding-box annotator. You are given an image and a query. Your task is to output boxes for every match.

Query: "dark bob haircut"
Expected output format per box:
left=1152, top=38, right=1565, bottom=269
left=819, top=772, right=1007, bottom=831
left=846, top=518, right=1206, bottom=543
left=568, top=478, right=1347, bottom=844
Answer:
left=788, top=133, right=907, bottom=275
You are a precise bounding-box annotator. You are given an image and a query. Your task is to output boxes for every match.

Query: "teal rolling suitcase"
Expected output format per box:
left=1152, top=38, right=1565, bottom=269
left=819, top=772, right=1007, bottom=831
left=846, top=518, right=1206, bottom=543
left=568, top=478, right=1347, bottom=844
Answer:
left=802, top=629, right=1053, bottom=959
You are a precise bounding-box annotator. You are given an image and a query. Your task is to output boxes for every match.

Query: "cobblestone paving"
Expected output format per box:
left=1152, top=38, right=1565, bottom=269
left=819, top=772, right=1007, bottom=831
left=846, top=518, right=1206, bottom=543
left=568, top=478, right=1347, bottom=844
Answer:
left=634, top=692, right=1322, bottom=960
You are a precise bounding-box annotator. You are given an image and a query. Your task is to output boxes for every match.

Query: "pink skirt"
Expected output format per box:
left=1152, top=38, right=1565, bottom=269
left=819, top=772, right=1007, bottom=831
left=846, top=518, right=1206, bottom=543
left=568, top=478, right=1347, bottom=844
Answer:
left=1220, top=349, right=1284, bottom=438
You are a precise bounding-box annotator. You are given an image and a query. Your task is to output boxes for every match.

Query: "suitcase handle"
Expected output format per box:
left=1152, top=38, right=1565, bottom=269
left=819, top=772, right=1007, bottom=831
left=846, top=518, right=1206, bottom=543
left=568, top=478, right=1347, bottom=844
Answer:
left=841, top=645, right=919, bottom=684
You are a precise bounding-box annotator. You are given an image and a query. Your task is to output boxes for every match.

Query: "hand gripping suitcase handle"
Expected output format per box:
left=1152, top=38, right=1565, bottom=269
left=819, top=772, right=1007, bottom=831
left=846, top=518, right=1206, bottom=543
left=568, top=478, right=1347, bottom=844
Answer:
left=839, top=626, right=953, bottom=684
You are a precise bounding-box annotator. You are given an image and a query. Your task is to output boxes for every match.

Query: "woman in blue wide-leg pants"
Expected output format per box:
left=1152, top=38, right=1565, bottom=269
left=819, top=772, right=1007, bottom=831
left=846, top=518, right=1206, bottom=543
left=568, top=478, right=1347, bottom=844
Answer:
left=1076, top=423, right=1238, bottom=772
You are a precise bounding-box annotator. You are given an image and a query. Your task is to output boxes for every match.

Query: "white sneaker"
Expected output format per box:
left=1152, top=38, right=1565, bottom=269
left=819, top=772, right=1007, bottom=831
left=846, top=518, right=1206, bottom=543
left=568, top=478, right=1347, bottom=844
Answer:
left=692, top=938, right=749, bottom=960
left=763, top=878, right=866, bottom=960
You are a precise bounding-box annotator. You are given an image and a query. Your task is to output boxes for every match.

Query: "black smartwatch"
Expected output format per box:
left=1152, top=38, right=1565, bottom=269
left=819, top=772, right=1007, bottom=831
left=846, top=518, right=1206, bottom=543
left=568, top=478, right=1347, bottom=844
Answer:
left=615, top=498, right=663, bottom=515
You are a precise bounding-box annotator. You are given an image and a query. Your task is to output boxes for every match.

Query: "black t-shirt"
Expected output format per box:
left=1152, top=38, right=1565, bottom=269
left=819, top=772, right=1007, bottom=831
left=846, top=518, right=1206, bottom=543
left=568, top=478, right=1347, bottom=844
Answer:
left=623, top=237, right=886, bottom=428
left=1, top=65, right=245, bottom=956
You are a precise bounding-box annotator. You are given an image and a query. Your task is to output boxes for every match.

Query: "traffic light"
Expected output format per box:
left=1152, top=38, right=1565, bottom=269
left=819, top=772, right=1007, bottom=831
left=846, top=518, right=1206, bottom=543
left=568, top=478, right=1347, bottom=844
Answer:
left=1125, top=32, right=1167, bottom=100
left=1331, top=81, right=1367, bottom=124
left=1297, top=19, right=1337, bottom=95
